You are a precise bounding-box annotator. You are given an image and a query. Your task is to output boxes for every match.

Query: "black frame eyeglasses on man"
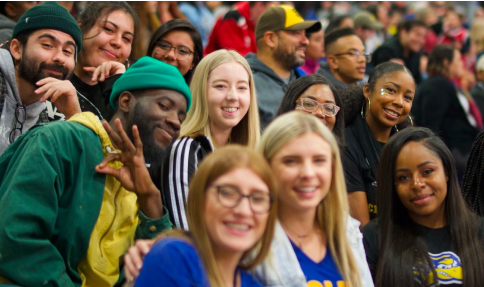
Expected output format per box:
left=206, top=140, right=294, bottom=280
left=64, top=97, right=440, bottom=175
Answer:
left=9, top=103, right=26, bottom=144
left=333, top=50, right=372, bottom=63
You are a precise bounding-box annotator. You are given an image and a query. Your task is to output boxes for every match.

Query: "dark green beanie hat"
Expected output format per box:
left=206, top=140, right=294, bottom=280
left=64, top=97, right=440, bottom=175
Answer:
left=110, top=56, right=192, bottom=112
left=12, top=1, right=82, bottom=52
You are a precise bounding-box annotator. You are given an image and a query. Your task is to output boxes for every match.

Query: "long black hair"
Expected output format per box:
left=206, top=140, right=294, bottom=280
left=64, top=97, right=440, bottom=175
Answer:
left=276, top=74, right=345, bottom=147
left=146, top=19, right=203, bottom=84
left=376, top=127, right=484, bottom=287
left=462, top=131, right=484, bottom=216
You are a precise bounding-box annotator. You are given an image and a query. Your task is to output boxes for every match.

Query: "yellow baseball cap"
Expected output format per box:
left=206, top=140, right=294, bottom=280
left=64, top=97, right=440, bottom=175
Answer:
left=255, top=5, right=322, bottom=40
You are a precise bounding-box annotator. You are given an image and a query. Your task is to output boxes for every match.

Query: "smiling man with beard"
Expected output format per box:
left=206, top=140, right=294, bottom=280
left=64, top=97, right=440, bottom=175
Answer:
left=245, top=5, right=321, bottom=128
left=0, top=2, right=83, bottom=155
left=0, top=56, right=191, bottom=287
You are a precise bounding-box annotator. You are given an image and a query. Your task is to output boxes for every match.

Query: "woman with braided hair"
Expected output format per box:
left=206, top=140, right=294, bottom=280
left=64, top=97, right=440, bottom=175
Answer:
left=462, top=132, right=484, bottom=216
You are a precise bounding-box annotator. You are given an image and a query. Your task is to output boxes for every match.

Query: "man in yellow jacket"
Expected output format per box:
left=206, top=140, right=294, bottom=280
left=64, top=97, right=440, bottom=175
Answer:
left=0, top=56, right=191, bottom=287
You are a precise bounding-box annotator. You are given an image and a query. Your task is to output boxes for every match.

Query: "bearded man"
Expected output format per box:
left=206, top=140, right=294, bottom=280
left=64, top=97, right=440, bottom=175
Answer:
left=0, top=2, right=82, bottom=155
left=245, top=4, right=321, bottom=128
left=0, top=56, right=192, bottom=287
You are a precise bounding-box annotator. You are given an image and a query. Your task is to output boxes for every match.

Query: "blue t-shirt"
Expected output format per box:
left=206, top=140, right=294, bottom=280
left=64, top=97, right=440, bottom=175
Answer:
left=135, top=237, right=262, bottom=287
left=291, top=240, right=346, bottom=287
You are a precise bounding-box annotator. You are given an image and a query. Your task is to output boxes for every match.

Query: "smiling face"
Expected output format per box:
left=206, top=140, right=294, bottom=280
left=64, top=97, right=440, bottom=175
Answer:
left=151, top=30, right=195, bottom=76
left=207, top=61, right=251, bottom=133
left=394, top=141, right=448, bottom=225
left=15, top=29, right=76, bottom=87
left=273, top=30, right=309, bottom=70
left=270, top=133, right=332, bottom=213
left=400, top=26, right=427, bottom=53
left=204, top=167, right=270, bottom=256
left=364, top=70, right=415, bottom=130
left=126, top=89, right=187, bottom=162
left=80, top=9, right=134, bottom=68
left=295, top=84, right=337, bottom=131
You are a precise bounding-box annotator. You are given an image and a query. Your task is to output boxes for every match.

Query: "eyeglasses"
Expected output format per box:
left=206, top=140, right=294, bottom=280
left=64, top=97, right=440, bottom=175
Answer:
left=155, top=41, right=194, bottom=61
left=9, top=103, right=26, bottom=143
left=213, top=185, right=273, bottom=214
left=334, top=50, right=372, bottom=63
left=296, top=98, right=340, bottom=117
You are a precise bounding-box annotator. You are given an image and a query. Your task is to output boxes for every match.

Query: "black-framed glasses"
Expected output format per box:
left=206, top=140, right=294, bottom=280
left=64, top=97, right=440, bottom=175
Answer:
left=9, top=103, right=26, bottom=143
left=334, top=50, right=372, bottom=63
left=155, top=41, right=194, bottom=61
left=213, top=185, right=273, bottom=214
left=296, top=98, right=340, bottom=117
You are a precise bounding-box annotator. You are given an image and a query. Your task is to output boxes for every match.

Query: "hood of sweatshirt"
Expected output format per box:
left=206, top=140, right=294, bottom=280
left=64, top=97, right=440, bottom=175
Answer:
left=245, top=53, right=291, bottom=86
left=0, top=49, right=46, bottom=155
left=316, top=61, right=349, bottom=90
left=0, top=14, right=15, bottom=43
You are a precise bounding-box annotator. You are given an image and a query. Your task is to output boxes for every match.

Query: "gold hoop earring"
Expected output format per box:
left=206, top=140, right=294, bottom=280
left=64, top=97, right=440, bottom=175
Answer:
left=361, top=98, right=371, bottom=118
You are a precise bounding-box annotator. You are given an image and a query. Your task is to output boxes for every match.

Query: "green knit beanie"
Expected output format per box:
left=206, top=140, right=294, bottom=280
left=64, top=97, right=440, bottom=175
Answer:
left=12, top=1, right=82, bottom=52
left=110, top=56, right=192, bottom=112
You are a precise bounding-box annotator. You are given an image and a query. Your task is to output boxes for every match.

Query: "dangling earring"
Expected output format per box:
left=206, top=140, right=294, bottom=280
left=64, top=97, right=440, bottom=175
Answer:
left=408, top=115, right=414, bottom=126
left=361, top=98, right=371, bottom=118
left=125, top=58, right=130, bottom=69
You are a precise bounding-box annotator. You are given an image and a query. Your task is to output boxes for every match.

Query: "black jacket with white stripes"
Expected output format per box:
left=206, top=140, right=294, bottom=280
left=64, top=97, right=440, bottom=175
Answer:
left=160, top=136, right=214, bottom=230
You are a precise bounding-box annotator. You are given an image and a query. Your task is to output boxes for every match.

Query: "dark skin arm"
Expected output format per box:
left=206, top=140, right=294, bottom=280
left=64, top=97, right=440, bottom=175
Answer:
left=95, top=119, right=164, bottom=218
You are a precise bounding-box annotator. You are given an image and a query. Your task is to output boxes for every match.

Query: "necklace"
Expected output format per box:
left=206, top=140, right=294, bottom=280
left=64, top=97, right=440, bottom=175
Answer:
left=281, top=222, right=315, bottom=248
left=76, top=90, right=104, bottom=121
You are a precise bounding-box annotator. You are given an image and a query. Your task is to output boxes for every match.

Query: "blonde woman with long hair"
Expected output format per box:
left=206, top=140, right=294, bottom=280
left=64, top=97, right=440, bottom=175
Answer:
left=253, top=111, right=373, bottom=287
left=135, top=146, right=278, bottom=287
left=161, top=49, right=260, bottom=230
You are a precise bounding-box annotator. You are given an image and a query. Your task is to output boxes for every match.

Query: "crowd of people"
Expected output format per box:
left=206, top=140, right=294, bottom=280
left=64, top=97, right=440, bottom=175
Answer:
left=0, top=1, right=484, bottom=287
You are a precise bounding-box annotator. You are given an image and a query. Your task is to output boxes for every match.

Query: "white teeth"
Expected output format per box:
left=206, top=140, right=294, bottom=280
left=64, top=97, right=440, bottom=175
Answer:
left=226, top=223, right=249, bottom=230
left=384, top=109, right=399, bottom=117
left=295, top=187, right=316, bottom=193
left=222, top=107, right=238, bottom=112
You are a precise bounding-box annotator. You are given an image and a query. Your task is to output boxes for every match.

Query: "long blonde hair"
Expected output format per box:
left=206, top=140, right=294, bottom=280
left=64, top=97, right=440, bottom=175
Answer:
left=160, top=145, right=278, bottom=286
left=258, top=112, right=361, bottom=287
left=180, top=49, right=260, bottom=148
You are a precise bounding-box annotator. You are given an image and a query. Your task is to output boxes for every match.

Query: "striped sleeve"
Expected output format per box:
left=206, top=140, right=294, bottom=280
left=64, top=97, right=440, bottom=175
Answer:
left=162, top=137, right=202, bottom=230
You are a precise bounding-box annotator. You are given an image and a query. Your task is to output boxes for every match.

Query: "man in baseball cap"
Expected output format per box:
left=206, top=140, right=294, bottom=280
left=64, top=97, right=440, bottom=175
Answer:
left=245, top=5, right=321, bottom=128
left=353, top=10, right=384, bottom=45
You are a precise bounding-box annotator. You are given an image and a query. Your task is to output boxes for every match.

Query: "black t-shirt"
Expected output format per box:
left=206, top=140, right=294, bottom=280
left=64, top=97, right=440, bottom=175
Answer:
left=70, top=73, right=121, bottom=121
left=343, top=120, right=382, bottom=219
left=362, top=219, right=484, bottom=286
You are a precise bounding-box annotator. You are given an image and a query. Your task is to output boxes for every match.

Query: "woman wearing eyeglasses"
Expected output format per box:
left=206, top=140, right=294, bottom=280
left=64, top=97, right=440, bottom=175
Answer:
left=342, top=62, right=415, bottom=227
left=276, top=74, right=344, bottom=147
left=146, top=19, right=203, bottom=84
left=135, top=146, right=278, bottom=287
left=125, top=113, right=373, bottom=286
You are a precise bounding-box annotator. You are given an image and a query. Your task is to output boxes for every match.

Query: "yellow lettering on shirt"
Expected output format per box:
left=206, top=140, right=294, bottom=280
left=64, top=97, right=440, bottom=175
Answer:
left=307, top=280, right=346, bottom=287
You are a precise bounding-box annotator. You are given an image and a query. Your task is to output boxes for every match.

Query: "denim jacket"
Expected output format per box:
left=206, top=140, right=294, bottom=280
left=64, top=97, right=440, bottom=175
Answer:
left=250, top=217, right=374, bottom=287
